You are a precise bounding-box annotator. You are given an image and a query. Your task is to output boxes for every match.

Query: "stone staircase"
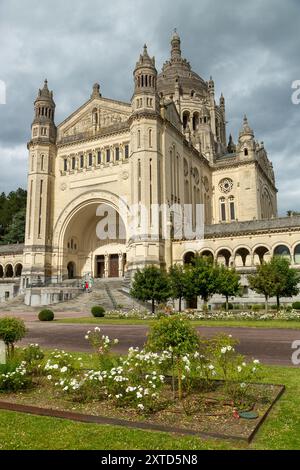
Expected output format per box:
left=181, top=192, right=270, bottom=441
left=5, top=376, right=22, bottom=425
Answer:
left=0, top=278, right=150, bottom=314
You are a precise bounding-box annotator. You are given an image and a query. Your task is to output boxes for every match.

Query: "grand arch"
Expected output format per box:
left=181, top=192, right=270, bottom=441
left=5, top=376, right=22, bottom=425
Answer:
left=52, top=191, right=130, bottom=280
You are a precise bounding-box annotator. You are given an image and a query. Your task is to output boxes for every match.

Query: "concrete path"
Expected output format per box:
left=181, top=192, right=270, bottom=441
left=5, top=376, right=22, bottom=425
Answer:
left=19, top=322, right=300, bottom=366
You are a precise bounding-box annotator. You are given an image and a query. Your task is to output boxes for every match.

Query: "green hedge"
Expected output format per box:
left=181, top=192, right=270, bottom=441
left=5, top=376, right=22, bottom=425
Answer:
left=38, top=310, right=54, bottom=322
left=91, top=306, right=105, bottom=318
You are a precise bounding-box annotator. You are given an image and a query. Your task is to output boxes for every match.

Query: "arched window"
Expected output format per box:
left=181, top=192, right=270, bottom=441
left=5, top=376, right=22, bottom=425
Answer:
left=244, top=148, right=249, bottom=156
left=274, top=245, right=291, bottom=259
left=183, top=252, right=195, bottom=265
left=5, top=264, right=13, bottom=278
left=149, top=129, right=153, bottom=148
left=192, top=112, right=199, bottom=131
left=217, top=249, right=231, bottom=267
left=0, top=265, right=3, bottom=278
left=182, top=111, right=190, bottom=130
left=15, top=264, right=23, bottom=277
left=67, top=262, right=76, bottom=280
left=294, top=244, right=300, bottom=264
left=137, top=130, right=141, bottom=148
left=229, top=196, right=235, bottom=220
left=220, top=197, right=226, bottom=222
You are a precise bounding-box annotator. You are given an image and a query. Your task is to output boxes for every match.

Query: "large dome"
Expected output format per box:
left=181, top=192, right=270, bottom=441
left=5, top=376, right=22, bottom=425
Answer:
left=157, top=32, right=208, bottom=98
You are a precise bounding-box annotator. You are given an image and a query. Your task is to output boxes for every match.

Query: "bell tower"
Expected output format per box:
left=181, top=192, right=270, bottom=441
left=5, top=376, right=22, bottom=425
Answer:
left=132, top=44, right=159, bottom=115
left=127, top=45, right=164, bottom=275
left=22, top=80, right=57, bottom=289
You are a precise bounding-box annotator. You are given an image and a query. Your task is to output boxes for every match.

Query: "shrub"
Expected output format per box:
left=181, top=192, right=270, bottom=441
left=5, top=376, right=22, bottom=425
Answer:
left=0, top=360, right=31, bottom=391
left=91, top=306, right=105, bottom=318
left=146, top=315, right=200, bottom=400
left=222, top=302, right=234, bottom=310
left=22, top=344, right=44, bottom=363
left=292, top=302, right=300, bottom=310
left=0, top=317, right=27, bottom=358
left=85, top=327, right=118, bottom=367
left=252, top=304, right=263, bottom=312
left=38, top=309, right=54, bottom=322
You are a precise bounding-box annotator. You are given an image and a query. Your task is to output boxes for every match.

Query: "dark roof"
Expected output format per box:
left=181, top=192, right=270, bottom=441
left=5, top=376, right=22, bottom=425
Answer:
left=0, top=244, right=24, bottom=255
left=205, top=216, right=300, bottom=239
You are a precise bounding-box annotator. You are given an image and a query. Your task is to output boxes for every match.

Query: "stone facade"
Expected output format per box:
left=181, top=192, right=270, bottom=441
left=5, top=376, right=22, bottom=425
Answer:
left=0, top=32, right=299, bottom=305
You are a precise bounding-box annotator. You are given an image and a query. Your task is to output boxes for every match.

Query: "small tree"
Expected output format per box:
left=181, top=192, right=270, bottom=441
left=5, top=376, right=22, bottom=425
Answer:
left=0, top=317, right=27, bottom=358
left=270, top=256, right=300, bottom=310
left=216, top=265, right=241, bottom=311
left=169, top=264, right=189, bottom=312
left=249, top=262, right=276, bottom=312
left=130, top=266, right=171, bottom=314
left=146, top=315, right=200, bottom=400
left=192, top=256, right=218, bottom=310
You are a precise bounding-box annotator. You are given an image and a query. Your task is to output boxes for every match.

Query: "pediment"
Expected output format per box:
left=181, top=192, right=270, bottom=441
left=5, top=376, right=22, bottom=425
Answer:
left=58, top=97, right=131, bottom=140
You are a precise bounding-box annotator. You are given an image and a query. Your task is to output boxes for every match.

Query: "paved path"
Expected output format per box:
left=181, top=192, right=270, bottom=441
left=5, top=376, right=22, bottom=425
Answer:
left=19, top=322, right=300, bottom=366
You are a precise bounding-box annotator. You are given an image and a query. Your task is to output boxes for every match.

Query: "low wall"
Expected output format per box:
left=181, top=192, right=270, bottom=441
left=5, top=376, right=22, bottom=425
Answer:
left=24, top=286, right=82, bottom=307
left=0, top=281, right=20, bottom=303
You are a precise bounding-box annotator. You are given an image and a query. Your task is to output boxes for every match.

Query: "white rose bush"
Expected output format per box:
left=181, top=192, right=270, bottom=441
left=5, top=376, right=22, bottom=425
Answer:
left=0, top=321, right=264, bottom=416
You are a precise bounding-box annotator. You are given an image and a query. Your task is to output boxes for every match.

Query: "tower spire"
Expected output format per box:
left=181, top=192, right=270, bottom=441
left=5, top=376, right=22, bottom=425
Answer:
left=171, top=29, right=182, bottom=60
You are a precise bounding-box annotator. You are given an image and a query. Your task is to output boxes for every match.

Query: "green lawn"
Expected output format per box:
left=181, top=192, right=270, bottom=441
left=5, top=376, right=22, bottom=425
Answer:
left=0, top=365, right=299, bottom=450
left=56, top=317, right=300, bottom=330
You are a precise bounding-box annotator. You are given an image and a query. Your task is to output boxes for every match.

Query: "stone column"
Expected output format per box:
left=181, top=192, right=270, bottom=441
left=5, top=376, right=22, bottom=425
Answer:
left=104, top=253, right=109, bottom=278
left=118, top=253, right=124, bottom=278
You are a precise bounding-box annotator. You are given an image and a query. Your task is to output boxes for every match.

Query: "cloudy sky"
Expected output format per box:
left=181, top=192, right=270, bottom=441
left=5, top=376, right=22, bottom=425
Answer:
left=0, top=0, right=299, bottom=215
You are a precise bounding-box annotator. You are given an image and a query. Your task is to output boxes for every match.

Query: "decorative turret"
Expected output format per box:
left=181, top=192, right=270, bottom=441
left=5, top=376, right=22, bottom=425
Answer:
left=31, top=79, right=56, bottom=143
left=171, top=29, right=182, bottom=61
left=91, top=82, right=101, bottom=99
left=220, top=93, right=225, bottom=114
left=227, top=134, right=236, bottom=154
left=132, top=44, right=159, bottom=113
left=208, top=76, right=215, bottom=95
left=239, top=115, right=254, bottom=143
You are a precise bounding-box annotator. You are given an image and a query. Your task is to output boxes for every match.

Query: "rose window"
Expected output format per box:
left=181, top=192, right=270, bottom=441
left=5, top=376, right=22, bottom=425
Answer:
left=219, top=178, right=233, bottom=194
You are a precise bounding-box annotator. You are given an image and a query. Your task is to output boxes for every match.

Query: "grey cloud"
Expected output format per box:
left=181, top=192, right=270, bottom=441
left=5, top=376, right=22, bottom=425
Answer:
left=0, top=0, right=300, bottom=214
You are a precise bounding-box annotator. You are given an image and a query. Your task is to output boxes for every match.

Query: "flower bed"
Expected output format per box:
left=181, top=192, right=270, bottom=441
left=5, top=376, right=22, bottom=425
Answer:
left=103, top=308, right=300, bottom=322
left=0, top=321, right=285, bottom=443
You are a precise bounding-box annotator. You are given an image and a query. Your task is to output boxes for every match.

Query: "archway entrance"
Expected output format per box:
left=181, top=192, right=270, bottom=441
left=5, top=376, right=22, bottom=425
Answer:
left=96, top=255, right=105, bottom=278
left=61, top=200, right=127, bottom=281
left=67, top=262, right=76, bottom=279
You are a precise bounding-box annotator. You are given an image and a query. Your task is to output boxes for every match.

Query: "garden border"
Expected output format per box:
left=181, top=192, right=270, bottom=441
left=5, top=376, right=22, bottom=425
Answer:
left=0, top=384, right=285, bottom=443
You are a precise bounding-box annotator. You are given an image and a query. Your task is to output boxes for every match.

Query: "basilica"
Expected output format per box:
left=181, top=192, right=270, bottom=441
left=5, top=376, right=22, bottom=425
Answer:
left=1, top=32, right=300, bottom=306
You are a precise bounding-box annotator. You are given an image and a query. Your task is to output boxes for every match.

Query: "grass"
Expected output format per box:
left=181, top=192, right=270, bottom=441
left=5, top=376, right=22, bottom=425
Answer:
left=0, top=361, right=300, bottom=449
left=56, top=316, right=300, bottom=330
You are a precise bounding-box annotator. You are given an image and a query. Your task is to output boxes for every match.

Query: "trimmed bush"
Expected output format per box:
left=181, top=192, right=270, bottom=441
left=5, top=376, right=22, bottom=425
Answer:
left=91, top=306, right=105, bottom=318
left=292, top=302, right=300, bottom=310
left=0, top=317, right=27, bottom=357
left=38, top=309, right=54, bottom=322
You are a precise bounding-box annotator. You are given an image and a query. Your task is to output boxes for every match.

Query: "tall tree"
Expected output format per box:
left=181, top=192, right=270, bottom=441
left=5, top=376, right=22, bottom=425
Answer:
left=1, top=208, right=26, bottom=245
left=248, top=262, right=275, bottom=311
left=216, top=265, right=241, bottom=311
left=130, top=265, right=171, bottom=314
left=0, top=188, right=27, bottom=245
left=169, top=264, right=186, bottom=312
left=192, top=256, right=218, bottom=310
left=270, top=256, right=300, bottom=310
